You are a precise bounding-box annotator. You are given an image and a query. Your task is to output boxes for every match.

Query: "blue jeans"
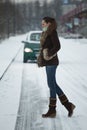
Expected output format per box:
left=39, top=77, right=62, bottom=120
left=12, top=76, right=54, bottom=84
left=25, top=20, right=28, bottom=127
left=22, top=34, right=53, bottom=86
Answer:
left=46, top=65, right=64, bottom=98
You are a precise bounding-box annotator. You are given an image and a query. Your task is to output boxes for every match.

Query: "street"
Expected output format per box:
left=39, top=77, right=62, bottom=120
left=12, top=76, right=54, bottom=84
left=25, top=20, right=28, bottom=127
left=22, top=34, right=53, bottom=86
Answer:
left=15, top=38, right=87, bottom=130
left=0, top=37, right=87, bottom=130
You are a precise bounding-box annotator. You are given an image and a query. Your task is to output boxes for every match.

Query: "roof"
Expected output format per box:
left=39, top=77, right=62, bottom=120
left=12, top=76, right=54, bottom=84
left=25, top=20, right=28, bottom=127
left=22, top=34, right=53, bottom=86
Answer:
left=60, top=3, right=87, bottom=21
left=26, top=30, right=42, bottom=44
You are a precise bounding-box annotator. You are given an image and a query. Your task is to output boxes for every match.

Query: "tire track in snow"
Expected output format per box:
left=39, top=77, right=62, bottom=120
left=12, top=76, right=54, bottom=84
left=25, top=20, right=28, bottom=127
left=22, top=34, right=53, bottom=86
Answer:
left=15, top=64, right=63, bottom=130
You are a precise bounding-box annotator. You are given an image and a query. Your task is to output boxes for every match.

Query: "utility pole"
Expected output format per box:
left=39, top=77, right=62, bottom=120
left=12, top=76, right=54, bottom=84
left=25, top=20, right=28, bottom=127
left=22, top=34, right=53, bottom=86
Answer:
left=13, top=0, right=16, bottom=35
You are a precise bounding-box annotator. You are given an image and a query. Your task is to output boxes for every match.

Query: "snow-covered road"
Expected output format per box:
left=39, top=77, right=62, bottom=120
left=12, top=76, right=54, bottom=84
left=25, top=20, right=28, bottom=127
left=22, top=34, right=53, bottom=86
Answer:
left=0, top=35, right=25, bottom=130
left=0, top=45, right=24, bottom=130
left=15, top=64, right=63, bottom=130
left=15, top=38, right=87, bottom=130
left=0, top=35, right=87, bottom=130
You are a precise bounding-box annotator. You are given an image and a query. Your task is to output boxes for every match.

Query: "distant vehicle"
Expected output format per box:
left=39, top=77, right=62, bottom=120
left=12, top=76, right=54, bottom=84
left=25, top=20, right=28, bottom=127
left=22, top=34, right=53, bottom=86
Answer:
left=64, top=33, right=83, bottom=39
left=22, top=31, right=42, bottom=63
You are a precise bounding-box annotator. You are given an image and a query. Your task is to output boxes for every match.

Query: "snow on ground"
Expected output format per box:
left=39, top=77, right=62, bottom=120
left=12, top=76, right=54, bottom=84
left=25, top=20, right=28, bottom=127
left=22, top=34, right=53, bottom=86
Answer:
left=0, top=35, right=25, bottom=130
left=0, top=34, right=26, bottom=79
left=56, top=38, right=87, bottom=130
left=0, top=46, right=23, bottom=130
left=0, top=35, right=87, bottom=130
left=15, top=37, right=87, bottom=130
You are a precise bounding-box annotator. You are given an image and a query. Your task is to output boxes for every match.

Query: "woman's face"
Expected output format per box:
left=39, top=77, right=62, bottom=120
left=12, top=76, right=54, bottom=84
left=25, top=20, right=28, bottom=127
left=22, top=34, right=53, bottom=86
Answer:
left=41, top=20, right=50, bottom=28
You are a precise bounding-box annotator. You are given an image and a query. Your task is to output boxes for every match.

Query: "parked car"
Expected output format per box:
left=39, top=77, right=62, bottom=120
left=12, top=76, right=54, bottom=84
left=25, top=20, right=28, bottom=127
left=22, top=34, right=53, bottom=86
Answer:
left=22, top=31, right=42, bottom=63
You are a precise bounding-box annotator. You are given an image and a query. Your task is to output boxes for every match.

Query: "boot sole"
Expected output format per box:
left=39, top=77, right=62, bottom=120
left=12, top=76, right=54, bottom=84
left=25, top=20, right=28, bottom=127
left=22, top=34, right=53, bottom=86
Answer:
left=42, top=113, right=56, bottom=118
left=68, top=104, right=76, bottom=117
left=72, top=104, right=76, bottom=110
left=49, top=113, right=56, bottom=118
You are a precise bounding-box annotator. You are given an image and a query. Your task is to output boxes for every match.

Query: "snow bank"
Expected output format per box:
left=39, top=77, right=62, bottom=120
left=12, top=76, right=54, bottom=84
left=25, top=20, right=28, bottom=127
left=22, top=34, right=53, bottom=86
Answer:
left=0, top=44, right=24, bottom=130
left=0, top=35, right=25, bottom=130
left=0, top=34, right=26, bottom=79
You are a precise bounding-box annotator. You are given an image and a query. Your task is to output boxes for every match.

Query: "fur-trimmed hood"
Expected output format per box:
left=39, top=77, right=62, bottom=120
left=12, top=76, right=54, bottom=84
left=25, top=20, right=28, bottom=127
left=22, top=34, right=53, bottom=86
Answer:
left=40, top=20, right=57, bottom=46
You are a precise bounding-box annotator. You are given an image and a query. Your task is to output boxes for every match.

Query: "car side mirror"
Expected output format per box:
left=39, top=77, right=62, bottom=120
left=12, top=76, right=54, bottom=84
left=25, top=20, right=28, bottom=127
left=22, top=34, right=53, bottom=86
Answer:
left=21, top=41, right=29, bottom=44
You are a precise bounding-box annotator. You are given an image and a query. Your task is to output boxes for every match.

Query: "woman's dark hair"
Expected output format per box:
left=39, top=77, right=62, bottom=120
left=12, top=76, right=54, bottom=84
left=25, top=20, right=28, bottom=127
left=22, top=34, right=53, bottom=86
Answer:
left=42, top=16, right=55, bottom=23
left=42, top=16, right=57, bottom=30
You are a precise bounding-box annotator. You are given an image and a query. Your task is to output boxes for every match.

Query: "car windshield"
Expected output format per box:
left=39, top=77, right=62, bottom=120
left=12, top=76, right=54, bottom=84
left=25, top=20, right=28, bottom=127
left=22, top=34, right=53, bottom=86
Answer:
left=30, top=33, right=41, bottom=41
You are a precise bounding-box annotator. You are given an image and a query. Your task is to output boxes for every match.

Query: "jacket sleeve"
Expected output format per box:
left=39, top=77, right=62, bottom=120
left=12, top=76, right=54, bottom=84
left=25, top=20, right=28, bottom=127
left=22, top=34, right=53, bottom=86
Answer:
left=48, top=31, right=61, bottom=57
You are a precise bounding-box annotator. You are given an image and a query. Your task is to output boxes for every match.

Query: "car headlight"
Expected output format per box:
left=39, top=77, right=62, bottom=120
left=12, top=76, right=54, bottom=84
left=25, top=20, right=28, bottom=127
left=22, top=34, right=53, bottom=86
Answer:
left=24, top=48, right=33, bottom=53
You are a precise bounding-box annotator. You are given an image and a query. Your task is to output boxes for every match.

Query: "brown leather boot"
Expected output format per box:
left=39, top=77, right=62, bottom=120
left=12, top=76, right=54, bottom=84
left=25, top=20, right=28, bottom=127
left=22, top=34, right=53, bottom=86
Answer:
left=59, top=94, right=76, bottom=117
left=42, top=98, right=56, bottom=118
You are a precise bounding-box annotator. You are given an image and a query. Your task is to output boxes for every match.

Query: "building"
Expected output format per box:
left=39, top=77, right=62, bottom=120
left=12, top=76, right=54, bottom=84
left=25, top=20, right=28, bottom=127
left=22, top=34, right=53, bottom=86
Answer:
left=60, top=0, right=87, bottom=34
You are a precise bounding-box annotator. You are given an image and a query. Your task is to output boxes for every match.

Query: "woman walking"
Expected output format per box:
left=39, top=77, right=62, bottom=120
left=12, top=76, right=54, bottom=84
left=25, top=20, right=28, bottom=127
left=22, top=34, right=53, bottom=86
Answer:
left=37, top=16, right=75, bottom=118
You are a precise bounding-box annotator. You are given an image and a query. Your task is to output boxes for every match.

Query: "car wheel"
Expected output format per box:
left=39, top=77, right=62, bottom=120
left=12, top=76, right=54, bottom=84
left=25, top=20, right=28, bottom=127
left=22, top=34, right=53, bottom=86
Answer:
left=23, top=56, right=28, bottom=63
left=23, top=58, right=27, bottom=63
left=23, top=52, right=28, bottom=63
left=23, top=60, right=27, bottom=63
